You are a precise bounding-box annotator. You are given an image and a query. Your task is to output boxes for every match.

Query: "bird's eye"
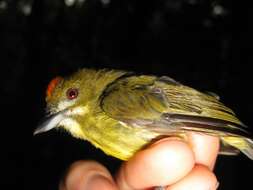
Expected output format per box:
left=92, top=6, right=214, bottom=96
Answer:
left=66, top=88, right=79, bottom=100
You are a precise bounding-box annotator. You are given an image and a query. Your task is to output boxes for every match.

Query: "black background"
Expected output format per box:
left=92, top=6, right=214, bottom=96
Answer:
left=0, top=0, right=252, bottom=189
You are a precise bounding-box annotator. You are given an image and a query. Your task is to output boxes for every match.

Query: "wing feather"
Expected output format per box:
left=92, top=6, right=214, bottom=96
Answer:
left=100, top=74, right=247, bottom=136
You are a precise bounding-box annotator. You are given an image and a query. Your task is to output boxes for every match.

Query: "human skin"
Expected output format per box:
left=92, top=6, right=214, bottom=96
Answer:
left=59, top=132, right=219, bottom=190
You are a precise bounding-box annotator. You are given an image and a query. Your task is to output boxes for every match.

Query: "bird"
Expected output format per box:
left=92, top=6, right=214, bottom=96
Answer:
left=34, top=68, right=253, bottom=161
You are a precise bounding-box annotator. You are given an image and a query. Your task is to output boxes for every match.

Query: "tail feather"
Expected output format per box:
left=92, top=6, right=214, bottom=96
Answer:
left=158, top=113, right=253, bottom=160
left=221, top=136, right=253, bottom=160
left=241, top=138, right=253, bottom=160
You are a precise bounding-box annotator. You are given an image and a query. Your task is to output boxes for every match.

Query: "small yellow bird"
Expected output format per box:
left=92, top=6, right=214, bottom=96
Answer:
left=34, top=68, right=253, bottom=160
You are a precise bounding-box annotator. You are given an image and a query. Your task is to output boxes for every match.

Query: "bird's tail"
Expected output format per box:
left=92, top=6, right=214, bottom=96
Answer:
left=221, top=136, right=253, bottom=160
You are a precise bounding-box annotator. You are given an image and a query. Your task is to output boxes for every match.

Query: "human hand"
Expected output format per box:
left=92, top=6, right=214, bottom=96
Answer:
left=59, top=132, right=219, bottom=190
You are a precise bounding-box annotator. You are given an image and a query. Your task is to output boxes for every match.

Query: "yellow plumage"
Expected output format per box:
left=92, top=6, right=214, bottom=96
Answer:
left=35, top=68, right=253, bottom=160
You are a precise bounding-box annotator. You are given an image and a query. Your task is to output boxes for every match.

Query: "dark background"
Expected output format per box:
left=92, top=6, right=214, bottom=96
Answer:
left=0, top=0, right=252, bottom=189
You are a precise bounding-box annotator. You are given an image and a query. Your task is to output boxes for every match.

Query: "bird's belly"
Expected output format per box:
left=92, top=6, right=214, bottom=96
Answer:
left=87, top=122, right=160, bottom=160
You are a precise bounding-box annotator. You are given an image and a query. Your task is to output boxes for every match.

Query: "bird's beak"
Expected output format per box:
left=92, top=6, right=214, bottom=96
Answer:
left=34, top=111, right=66, bottom=135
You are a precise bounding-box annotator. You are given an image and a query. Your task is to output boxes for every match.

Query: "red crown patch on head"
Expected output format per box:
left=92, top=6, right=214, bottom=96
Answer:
left=46, top=76, right=63, bottom=99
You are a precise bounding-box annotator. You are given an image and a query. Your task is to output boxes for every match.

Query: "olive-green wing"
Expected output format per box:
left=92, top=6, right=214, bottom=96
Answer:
left=100, top=74, right=248, bottom=136
left=100, top=75, right=171, bottom=121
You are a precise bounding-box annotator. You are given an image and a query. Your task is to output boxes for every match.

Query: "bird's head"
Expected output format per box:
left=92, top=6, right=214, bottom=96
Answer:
left=33, top=69, right=109, bottom=137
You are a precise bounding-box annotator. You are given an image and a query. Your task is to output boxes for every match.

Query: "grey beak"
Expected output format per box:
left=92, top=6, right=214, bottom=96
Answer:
left=34, top=111, right=65, bottom=135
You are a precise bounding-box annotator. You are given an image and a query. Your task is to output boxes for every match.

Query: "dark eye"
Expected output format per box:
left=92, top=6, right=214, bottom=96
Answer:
left=66, top=88, right=79, bottom=100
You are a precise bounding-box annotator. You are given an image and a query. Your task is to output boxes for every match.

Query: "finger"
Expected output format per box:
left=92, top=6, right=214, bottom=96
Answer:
left=60, top=160, right=118, bottom=190
left=167, top=164, right=219, bottom=190
left=116, top=138, right=195, bottom=190
left=187, top=132, right=220, bottom=170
